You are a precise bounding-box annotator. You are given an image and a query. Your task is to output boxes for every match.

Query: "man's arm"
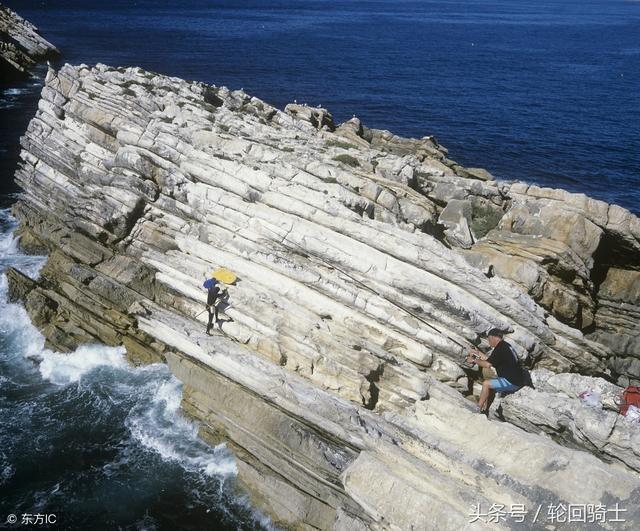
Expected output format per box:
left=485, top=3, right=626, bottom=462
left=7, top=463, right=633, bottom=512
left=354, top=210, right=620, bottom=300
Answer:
left=465, top=348, right=494, bottom=368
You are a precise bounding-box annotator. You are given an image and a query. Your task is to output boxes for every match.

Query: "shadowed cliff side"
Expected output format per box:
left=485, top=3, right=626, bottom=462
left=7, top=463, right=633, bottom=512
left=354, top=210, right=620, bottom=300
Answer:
left=7, top=63, right=640, bottom=529
left=0, top=4, right=59, bottom=85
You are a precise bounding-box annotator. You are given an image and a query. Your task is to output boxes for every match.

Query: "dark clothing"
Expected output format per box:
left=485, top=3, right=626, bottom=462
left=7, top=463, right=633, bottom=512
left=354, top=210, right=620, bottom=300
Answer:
left=206, top=285, right=220, bottom=306
left=487, top=340, right=524, bottom=387
left=206, top=305, right=218, bottom=332
left=203, top=279, right=220, bottom=333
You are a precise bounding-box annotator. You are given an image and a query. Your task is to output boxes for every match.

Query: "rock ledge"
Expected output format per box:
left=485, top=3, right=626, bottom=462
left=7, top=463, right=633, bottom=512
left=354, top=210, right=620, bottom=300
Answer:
left=7, top=63, right=640, bottom=529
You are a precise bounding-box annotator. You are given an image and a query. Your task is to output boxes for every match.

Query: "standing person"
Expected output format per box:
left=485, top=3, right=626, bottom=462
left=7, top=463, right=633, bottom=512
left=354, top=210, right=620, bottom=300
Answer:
left=203, top=276, right=220, bottom=335
left=465, top=328, right=524, bottom=415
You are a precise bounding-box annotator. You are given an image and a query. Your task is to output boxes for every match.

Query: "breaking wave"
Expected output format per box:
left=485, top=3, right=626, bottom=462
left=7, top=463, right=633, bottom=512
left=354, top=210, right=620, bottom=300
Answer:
left=0, top=208, right=271, bottom=529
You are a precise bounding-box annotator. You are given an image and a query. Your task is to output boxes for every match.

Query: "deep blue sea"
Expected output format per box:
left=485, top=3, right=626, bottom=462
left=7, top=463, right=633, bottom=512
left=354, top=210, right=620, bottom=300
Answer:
left=1, top=0, right=639, bottom=213
left=0, top=1, right=639, bottom=529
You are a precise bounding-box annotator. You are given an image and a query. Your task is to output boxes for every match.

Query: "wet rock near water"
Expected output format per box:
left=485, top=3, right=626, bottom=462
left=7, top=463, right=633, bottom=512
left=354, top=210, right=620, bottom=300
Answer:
left=6, top=63, right=640, bottom=529
left=0, top=3, right=59, bottom=84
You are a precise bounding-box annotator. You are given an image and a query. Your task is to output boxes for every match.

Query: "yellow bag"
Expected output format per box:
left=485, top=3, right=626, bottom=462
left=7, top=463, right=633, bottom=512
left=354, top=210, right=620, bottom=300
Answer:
left=210, top=267, right=237, bottom=284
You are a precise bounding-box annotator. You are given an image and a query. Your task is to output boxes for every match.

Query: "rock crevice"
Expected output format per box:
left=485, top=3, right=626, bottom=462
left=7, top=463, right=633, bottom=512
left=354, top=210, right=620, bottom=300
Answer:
left=7, top=63, right=640, bottom=529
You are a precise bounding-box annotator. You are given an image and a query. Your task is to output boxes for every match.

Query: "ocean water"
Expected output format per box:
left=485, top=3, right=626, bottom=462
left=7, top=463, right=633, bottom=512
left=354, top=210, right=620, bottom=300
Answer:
left=0, top=209, right=271, bottom=529
left=1, top=0, right=638, bottom=213
left=0, top=1, right=638, bottom=528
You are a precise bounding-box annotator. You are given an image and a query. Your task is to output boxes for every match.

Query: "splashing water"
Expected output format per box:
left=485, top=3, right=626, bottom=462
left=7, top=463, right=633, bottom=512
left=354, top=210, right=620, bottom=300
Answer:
left=0, top=208, right=273, bottom=530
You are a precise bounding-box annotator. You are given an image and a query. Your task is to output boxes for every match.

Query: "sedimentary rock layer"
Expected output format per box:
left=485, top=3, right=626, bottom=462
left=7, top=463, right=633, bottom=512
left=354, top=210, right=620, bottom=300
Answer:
left=496, top=369, right=640, bottom=473
left=7, top=63, right=640, bottom=529
left=0, top=3, right=59, bottom=84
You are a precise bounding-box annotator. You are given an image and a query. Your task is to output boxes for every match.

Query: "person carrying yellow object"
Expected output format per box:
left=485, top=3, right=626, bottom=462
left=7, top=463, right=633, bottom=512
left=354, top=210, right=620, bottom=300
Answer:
left=202, top=276, right=221, bottom=335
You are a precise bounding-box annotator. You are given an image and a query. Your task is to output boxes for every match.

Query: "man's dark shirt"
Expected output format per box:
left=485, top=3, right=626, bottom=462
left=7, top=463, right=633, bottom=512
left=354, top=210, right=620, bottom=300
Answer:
left=207, top=285, right=220, bottom=306
left=487, top=340, right=524, bottom=387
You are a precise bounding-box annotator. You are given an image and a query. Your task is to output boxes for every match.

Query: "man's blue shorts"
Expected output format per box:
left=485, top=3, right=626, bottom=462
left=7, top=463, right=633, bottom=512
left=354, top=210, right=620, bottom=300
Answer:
left=489, top=377, right=520, bottom=393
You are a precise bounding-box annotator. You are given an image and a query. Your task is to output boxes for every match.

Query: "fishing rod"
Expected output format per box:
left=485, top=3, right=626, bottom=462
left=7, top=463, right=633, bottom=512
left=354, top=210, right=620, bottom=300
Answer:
left=259, top=223, right=470, bottom=351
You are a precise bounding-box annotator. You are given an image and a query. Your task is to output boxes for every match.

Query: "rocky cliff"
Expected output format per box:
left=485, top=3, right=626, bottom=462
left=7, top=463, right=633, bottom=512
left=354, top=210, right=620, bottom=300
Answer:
left=0, top=3, right=59, bottom=84
left=7, top=63, right=640, bottom=529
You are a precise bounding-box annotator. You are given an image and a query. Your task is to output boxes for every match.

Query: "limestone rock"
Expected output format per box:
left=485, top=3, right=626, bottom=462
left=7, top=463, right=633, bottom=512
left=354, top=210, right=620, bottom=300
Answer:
left=499, top=370, right=640, bottom=472
left=590, top=268, right=640, bottom=385
left=8, top=63, right=640, bottom=529
left=285, top=103, right=335, bottom=131
left=463, top=183, right=639, bottom=378
left=0, top=4, right=59, bottom=83
left=438, top=199, right=474, bottom=248
left=465, top=167, right=495, bottom=181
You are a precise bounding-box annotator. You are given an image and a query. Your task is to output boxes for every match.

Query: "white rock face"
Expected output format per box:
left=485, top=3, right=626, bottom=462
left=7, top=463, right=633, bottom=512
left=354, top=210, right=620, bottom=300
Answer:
left=498, top=369, right=640, bottom=472
left=8, top=64, right=640, bottom=529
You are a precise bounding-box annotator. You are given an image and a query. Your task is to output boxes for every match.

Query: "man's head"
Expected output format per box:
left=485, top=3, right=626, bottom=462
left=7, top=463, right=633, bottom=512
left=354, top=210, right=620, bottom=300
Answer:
left=487, top=328, right=504, bottom=348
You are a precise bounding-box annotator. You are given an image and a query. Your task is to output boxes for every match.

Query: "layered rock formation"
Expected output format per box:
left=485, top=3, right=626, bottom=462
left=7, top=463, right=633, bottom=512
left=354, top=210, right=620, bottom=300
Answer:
left=0, top=3, right=59, bottom=84
left=498, top=369, right=640, bottom=473
left=7, top=63, right=640, bottom=529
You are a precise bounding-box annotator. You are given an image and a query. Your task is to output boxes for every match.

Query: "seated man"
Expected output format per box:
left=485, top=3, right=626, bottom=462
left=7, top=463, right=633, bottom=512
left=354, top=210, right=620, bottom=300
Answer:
left=465, top=328, right=524, bottom=414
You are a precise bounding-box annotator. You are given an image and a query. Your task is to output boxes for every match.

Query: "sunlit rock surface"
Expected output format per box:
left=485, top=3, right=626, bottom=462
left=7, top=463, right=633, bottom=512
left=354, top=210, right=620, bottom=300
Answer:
left=7, top=63, right=640, bottom=529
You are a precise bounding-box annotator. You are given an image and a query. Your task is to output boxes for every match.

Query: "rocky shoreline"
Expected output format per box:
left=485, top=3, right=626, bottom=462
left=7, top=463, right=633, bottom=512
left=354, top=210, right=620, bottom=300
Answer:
left=0, top=3, right=59, bottom=85
left=6, top=63, right=640, bottom=528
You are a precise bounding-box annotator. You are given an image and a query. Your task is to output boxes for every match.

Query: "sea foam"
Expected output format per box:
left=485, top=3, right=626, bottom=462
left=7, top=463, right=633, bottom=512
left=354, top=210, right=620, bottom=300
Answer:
left=126, top=377, right=238, bottom=478
left=37, top=344, right=128, bottom=385
left=0, top=208, right=267, bottom=527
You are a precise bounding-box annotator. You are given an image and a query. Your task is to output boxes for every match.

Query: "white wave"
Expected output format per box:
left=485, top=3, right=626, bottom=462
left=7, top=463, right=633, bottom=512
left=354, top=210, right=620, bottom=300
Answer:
left=0, top=209, right=239, bottom=500
left=3, top=88, right=26, bottom=96
left=0, top=282, right=237, bottom=481
left=0, top=230, right=20, bottom=255
left=0, top=209, right=46, bottom=279
left=0, top=210, right=48, bottom=366
left=126, top=377, right=237, bottom=478
left=37, top=344, right=128, bottom=385
left=154, top=378, right=183, bottom=414
left=0, top=281, right=45, bottom=360
left=0, top=217, right=123, bottom=383
left=3, top=304, right=239, bottom=479
left=29, top=482, right=63, bottom=513
left=0, top=87, right=27, bottom=109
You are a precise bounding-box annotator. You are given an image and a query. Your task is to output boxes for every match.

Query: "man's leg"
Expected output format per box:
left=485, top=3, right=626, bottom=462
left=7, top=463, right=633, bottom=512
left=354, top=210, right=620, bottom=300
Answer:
left=481, top=378, right=518, bottom=412
left=478, top=380, right=493, bottom=411
left=462, top=366, right=481, bottom=396
left=206, top=306, right=214, bottom=334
